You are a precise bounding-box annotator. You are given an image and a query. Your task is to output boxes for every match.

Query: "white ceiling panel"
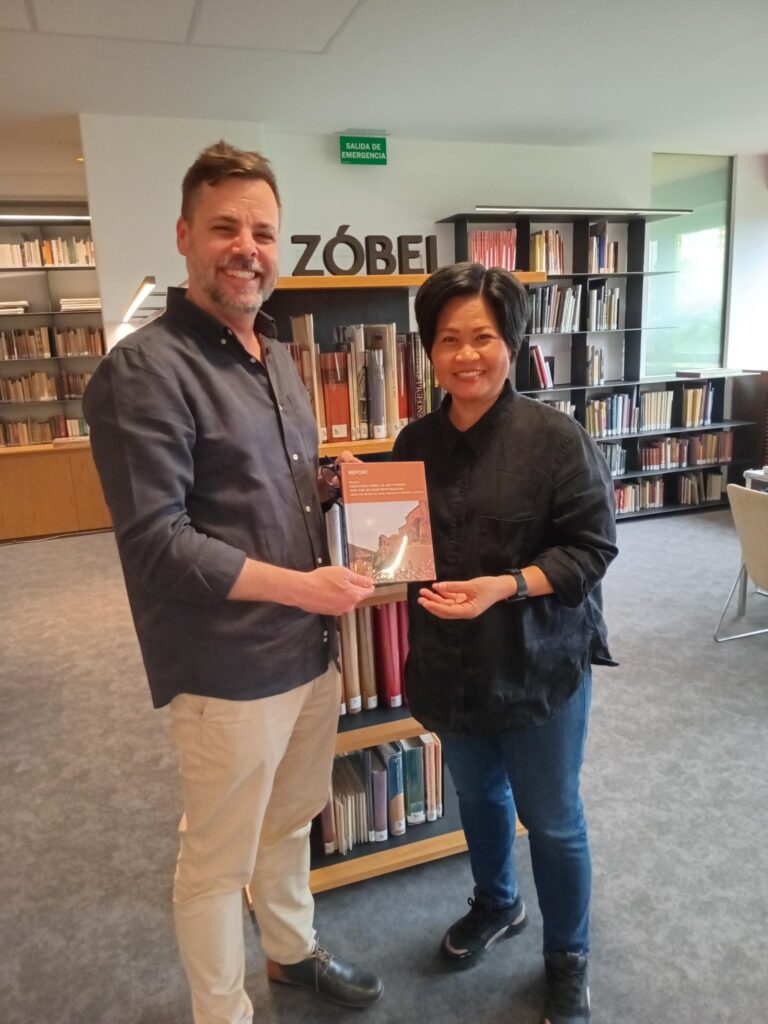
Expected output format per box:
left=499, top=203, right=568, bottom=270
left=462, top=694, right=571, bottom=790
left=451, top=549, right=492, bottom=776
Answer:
left=192, top=0, right=359, bottom=52
left=0, top=0, right=32, bottom=30
left=33, top=0, right=196, bottom=43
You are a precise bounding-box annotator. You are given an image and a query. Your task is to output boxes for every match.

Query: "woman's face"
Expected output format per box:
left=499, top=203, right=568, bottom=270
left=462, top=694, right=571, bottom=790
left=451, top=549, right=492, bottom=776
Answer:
left=431, top=294, right=511, bottom=422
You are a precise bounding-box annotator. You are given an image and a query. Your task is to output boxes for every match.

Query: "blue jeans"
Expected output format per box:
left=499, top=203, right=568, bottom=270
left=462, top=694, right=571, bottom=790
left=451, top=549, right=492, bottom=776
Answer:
left=440, top=671, right=592, bottom=955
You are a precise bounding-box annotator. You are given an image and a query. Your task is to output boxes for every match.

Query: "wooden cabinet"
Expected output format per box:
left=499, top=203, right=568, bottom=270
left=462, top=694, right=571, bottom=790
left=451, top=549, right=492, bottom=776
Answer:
left=0, top=441, right=111, bottom=541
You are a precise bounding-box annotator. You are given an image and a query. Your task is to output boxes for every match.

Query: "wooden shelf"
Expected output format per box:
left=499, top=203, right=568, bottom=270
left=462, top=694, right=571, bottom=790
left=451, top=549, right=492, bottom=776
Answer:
left=309, top=829, right=469, bottom=893
left=335, top=706, right=420, bottom=755
left=276, top=271, right=545, bottom=290
left=319, top=437, right=394, bottom=457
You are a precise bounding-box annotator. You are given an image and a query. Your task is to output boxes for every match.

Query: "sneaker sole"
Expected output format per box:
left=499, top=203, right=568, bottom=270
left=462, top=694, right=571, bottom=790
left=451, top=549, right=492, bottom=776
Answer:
left=440, top=907, right=527, bottom=971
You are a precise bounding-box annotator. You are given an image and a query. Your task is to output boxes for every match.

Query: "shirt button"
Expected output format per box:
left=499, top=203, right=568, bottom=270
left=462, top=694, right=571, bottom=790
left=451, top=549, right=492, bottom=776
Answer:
left=249, top=357, right=256, bottom=364
left=317, top=556, right=323, bottom=564
left=323, top=630, right=329, bottom=638
left=278, top=404, right=284, bottom=411
left=220, top=339, right=227, bottom=345
left=292, top=453, right=299, bottom=461
left=305, top=505, right=311, bottom=513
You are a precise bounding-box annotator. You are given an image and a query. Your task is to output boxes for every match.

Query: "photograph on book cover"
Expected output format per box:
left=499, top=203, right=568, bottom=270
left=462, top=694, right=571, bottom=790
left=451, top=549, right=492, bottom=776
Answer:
left=340, top=462, right=436, bottom=584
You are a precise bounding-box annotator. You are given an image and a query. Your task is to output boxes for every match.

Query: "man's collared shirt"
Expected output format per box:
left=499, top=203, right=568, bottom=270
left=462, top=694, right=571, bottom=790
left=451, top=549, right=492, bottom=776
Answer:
left=84, top=287, right=334, bottom=708
left=392, top=382, right=618, bottom=734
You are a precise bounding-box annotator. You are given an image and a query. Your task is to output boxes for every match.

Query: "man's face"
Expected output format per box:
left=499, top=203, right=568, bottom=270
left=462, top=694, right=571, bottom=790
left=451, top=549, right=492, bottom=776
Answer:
left=176, top=176, right=280, bottom=323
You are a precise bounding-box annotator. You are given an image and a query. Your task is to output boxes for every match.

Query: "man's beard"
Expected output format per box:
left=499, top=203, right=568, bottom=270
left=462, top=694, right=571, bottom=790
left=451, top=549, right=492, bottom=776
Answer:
left=203, top=256, right=276, bottom=315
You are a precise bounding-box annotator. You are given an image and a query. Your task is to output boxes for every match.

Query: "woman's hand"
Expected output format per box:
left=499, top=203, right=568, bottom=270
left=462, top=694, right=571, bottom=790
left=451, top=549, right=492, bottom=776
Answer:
left=418, top=576, right=511, bottom=619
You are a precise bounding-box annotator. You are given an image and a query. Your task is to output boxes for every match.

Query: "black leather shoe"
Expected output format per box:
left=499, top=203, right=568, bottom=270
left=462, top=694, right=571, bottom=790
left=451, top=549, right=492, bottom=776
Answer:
left=266, top=946, right=383, bottom=1008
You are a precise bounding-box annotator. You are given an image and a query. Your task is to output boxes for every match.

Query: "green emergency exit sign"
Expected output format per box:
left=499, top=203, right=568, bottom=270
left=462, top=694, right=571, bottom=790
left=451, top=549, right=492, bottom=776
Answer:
left=339, top=135, right=387, bottom=165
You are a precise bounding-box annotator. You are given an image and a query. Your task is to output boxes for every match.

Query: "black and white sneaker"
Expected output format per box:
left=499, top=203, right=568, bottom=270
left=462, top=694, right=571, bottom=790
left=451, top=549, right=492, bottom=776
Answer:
left=440, top=893, right=527, bottom=969
left=542, top=951, right=590, bottom=1023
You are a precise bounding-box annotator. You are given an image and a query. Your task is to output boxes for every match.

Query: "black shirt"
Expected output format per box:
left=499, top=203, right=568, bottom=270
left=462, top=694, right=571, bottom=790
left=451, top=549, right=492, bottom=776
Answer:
left=83, top=287, right=335, bottom=708
left=392, top=382, right=618, bottom=734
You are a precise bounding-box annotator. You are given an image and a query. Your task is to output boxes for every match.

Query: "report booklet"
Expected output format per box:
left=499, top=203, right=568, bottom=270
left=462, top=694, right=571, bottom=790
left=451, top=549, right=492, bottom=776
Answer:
left=340, top=461, right=436, bottom=584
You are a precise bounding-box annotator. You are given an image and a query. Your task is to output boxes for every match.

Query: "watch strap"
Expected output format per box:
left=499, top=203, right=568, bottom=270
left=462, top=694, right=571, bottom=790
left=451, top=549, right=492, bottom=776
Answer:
left=505, top=568, right=528, bottom=602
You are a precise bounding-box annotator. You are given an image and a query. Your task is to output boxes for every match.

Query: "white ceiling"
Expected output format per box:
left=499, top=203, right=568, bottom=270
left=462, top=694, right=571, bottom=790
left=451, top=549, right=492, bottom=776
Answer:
left=0, top=0, right=766, bottom=182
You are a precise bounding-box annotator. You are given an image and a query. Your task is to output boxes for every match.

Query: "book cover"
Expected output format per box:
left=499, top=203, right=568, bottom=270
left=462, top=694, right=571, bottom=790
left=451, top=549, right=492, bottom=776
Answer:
left=340, top=461, right=435, bottom=584
left=370, top=749, right=389, bottom=841
left=319, top=349, right=351, bottom=442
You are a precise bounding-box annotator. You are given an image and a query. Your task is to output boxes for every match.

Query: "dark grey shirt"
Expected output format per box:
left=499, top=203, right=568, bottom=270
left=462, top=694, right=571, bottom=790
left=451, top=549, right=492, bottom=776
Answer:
left=83, top=287, right=335, bottom=708
left=392, top=382, right=618, bottom=734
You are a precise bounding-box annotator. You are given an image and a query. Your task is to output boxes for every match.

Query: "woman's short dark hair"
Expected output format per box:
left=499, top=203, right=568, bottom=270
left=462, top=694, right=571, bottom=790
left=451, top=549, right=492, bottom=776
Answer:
left=181, top=140, right=281, bottom=220
left=414, top=263, right=530, bottom=358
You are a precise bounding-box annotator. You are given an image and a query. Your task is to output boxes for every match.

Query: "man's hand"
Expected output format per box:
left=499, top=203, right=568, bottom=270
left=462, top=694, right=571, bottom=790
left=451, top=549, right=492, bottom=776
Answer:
left=417, top=576, right=510, bottom=619
left=317, top=449, right=361, bottom=505
left=293, top=565, right=375, bottom=614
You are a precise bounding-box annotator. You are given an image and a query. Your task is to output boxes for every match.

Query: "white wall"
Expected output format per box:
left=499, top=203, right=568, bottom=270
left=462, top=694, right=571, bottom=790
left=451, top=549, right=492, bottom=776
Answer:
left=725, top=153, right=768, bottom=370
left=79, top=115, right=265, bottom=345
left=79, top=115, right=652, bottom=345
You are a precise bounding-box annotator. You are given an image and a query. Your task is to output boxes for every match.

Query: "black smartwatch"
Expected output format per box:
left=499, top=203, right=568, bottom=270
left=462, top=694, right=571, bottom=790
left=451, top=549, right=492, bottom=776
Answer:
left=505, top=568, right=528, bottom=602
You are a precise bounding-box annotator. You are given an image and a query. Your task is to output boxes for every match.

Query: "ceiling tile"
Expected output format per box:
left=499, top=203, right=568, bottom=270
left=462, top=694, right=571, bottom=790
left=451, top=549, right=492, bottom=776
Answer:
left=0, top=0, right=33, bottom=30
left=192, top=0, right=359, bottom=52
left=32, top=0, right=196, bottom=43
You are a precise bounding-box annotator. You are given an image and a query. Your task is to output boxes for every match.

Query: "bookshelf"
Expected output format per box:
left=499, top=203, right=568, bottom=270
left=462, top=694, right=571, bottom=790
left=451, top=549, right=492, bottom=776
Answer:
left=0, top=204, right=104, bottom=449
left=441, top=208, right=756, bottom=518
left=261, top=274, right=540, bottom=892
left=0, top=204, right=110, bottom=540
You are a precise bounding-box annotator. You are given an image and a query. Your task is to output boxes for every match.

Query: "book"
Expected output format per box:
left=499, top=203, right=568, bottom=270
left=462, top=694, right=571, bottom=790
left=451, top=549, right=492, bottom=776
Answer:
left=375, top=742, right=406, bottom=836
left=355, top=605, right=378, bottom=710
left=339, top=461, right=436, bottom=584
left=372, top=603, right=402, bottom=708
left=319, top=349, right=351, bottom=442
left=370, top=749, right=389, bottom=841
left=399, top=737, right=426, bottom=825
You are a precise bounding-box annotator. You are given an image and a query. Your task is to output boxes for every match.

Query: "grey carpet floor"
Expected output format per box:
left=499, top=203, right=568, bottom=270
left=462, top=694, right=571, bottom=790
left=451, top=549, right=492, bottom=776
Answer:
left=1, top=509, right=767, bottom=1024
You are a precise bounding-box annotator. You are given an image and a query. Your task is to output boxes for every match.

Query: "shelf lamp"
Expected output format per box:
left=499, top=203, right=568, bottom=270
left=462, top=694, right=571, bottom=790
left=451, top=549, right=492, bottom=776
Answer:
left=122, top=276, right=156, bottom=323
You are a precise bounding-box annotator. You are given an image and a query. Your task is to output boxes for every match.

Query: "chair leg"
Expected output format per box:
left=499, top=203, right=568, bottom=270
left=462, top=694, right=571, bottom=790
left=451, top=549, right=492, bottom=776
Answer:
left=714, top=564, right=768, bottom=641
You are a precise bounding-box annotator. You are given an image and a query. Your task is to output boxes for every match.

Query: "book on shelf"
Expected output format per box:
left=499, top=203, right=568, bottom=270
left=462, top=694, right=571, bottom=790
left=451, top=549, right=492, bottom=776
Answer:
left=376, top=742, right=406, bottom=837
left=340, top=460, right=436, bottom=584
left=371, top=603, right=403, bottom=708
left=469, top=228, right=517, bottom=271
left=529, top=344, right=553, bottom=389
left=319, top=349, right=351, bottom=443
left=289, top=313, right=326, bottom=443
left=399, top=737, right=426, bottom=825
left=354, top=605, right=379, bottom=711
left=588, top=221, right=619, bottom=274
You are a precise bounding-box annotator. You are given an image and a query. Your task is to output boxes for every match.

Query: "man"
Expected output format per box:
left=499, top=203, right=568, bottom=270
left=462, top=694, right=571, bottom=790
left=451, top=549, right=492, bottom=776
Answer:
left=84, top=141, right=382, bottom=1024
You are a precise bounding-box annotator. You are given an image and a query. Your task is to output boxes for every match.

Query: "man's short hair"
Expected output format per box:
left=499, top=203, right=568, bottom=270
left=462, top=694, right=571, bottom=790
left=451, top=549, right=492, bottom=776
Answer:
left=414, top=262, right=530, bottom=359
left=181, top=141, right=281, bottom=219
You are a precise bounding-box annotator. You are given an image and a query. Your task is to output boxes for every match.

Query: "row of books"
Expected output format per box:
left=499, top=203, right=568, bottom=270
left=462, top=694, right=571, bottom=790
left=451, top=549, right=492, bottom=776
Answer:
left=586, top=393, right=638, bottom=437
left=586, top=283, right=621, bottom=332
left=588, top=222, right=620, bottom=274
left=678, top=471, right=722, bottom=505
left=586, top=344, right=605, bottom=386
left=639, top=431, right=733, bottom=470
left=681, top=383, right=714, bottom=427
left=529, top=344, right=554, bottom=388
left=0, top=415, right=88, bottom=448
left=529, top=284, right=582, bottom=334
left=317, top=736, right=443, bottom=856
left=540, top=398, right=575, bottom=416
left=638, top=390, right=674, bottom=432
left=530, top=230, right=564, bottom=274
left=0, top=325, right=105, bottom=360
left=598, top=441, right=627, bottom=476
left=0, top=369, right=94, bottom=403
left=0, top=299, right=30, bottom=315
left=336, top=601, right=410, bottom=715
left=287, top=316, right=441, bottom=444
left=469, top=229, right=517, bottom=271
left=614, top=478, right=664, bottom=513
left=59, top=297, right=101, bottom=311
left=0, top=237, right=95, bottom=268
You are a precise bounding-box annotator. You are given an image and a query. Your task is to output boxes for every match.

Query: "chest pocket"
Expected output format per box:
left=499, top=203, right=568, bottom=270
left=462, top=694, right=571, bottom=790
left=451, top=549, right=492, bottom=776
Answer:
left=476, top=514, right=536, bottom=575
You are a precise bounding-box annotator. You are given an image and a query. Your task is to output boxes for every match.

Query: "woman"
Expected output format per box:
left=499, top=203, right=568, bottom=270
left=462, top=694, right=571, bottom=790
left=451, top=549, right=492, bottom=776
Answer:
left=392, top=263, right=617, bottom=1024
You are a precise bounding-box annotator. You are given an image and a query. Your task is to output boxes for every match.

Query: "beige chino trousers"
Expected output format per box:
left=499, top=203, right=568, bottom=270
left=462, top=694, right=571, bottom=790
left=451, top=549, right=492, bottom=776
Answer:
left=169, top=665, right=341, bottom=1024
